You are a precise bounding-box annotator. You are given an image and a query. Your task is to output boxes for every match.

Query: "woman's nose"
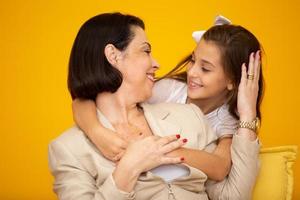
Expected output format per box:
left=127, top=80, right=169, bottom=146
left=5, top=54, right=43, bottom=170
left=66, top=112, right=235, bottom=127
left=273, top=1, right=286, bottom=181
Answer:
left=152, top=58, right=160, bottom=70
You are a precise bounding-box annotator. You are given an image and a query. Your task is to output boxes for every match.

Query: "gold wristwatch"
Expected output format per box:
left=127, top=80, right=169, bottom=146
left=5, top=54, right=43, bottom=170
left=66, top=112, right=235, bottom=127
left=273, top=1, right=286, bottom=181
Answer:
left=238, top=117, right=260, bottom=133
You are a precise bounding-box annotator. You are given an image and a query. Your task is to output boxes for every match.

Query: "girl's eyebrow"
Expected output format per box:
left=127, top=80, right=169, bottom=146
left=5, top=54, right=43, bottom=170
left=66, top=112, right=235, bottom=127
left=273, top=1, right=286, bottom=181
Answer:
left=201, top=59, right=216, bottom=68
left=192, top=51, right=215, bottom=68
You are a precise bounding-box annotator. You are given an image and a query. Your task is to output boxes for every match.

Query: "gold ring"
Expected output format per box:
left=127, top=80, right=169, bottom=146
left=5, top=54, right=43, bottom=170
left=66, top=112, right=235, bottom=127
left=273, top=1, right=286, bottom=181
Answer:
left=247, top=74, right=254, bottom=80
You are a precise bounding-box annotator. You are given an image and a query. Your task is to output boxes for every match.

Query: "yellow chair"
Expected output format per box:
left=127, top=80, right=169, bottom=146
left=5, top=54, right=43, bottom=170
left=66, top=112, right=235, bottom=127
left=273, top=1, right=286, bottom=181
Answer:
left=253, top=146, right=298, bottom=200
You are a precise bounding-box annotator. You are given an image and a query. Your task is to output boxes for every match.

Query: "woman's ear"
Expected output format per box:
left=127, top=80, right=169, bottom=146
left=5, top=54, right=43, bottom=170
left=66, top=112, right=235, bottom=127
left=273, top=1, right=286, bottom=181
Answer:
left=104, top=44, right=120, bottom=66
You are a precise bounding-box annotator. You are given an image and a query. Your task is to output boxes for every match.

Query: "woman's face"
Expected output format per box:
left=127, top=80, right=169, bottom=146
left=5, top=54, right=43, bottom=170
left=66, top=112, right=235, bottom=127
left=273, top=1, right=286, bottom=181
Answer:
left=116, top=26, right=159, bottom=101
left=187, top=39, right=232, bottom=102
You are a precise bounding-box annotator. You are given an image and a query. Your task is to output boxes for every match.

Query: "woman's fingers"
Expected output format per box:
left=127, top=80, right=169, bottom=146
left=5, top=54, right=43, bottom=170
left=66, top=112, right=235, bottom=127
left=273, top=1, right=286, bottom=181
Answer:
left=156, top=134, right=180, bottom=146
left=160, top=138, right=187, bottom=154
left=160, top=156, right=183, bottom=165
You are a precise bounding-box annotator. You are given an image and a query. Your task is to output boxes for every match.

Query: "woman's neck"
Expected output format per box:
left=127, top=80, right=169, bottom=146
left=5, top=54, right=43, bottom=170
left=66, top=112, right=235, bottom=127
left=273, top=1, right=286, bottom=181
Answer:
left=95, top=91, right=142, bottom=125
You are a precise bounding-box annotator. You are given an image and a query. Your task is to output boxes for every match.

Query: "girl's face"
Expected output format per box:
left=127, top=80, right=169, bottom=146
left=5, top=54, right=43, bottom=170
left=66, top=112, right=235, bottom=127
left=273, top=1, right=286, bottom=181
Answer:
left=116, top=26, right=159, bottom=102
left=187, top=39, right=233, bottom=103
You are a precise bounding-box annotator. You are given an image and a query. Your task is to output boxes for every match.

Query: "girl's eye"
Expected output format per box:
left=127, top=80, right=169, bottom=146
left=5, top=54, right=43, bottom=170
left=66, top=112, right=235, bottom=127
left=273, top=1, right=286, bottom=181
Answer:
left=202, top=67, right=210, bottom=72
left=144, top=50, right=151, bottom=54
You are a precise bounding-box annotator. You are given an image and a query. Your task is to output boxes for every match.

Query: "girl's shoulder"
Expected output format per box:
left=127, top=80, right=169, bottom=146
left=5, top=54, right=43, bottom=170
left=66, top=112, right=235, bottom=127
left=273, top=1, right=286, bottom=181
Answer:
left=205, top=104, right=238, bottom=138
left=147, top=78, right=187, bottom=104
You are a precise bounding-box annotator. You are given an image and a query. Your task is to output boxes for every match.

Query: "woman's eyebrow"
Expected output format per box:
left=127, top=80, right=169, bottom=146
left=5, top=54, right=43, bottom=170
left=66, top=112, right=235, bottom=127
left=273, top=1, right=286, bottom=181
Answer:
left=142, top=42, right=151, bottom=49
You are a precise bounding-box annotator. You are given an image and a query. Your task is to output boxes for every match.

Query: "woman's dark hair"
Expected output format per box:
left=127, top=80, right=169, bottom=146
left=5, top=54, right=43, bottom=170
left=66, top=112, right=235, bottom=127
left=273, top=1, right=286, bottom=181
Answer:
left=68, top=12, right=145, bottom=100
left=161, top=24, right=265, bottom=120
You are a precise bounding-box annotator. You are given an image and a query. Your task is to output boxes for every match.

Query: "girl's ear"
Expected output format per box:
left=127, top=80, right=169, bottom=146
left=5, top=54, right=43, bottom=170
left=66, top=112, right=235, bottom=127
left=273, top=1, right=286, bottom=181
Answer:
left=104, top=44, right=120, bottom=66
left=227, top=82, right=233, bottom=91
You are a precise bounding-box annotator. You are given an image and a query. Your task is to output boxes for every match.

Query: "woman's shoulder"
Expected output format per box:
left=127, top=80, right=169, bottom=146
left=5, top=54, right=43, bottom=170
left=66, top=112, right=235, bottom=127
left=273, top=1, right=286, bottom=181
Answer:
left=48, top=126, right=91, bottom=154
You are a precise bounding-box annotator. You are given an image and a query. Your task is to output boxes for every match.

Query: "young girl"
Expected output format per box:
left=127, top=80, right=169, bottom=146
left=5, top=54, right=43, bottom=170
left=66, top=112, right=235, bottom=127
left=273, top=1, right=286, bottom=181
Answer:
left=72, top=24, right=264, bottom=181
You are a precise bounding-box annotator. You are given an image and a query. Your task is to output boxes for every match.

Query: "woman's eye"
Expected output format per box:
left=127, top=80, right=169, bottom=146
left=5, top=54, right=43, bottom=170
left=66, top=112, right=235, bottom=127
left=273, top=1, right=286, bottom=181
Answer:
left=144, top=50, right=151, bottom=54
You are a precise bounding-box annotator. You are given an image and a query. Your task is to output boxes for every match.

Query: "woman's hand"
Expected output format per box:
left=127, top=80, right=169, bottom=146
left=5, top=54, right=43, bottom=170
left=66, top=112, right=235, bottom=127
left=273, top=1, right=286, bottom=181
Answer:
left=237, top=51, right=261, bottom=121
left=112, top=135, right=186, bottom=192
left=121, top=134, right=186, bottom=173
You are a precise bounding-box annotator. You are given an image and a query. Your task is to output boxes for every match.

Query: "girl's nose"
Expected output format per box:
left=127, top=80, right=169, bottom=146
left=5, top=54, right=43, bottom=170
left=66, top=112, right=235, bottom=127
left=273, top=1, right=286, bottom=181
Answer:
left=187, top=64, right=199, bottom=77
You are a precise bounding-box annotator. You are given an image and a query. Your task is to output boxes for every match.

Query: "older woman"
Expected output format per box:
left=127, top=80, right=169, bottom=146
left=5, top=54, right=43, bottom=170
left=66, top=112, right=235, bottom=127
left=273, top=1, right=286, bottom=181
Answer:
left=48, top=12, right=259, bottom=200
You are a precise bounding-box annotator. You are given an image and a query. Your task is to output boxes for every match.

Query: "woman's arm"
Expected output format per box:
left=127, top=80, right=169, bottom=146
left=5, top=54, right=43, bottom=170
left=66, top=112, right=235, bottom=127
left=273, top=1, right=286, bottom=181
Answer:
left=72, top=99, right=128, bottom=161
left=48, top=135, right=185, bottom=199
left=49, top=140, right=132, bottom=200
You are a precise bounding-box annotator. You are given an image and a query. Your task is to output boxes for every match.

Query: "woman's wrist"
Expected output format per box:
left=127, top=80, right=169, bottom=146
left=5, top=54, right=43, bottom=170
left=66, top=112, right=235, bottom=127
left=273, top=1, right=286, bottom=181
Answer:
left=112, top=160, right=140, bottom=192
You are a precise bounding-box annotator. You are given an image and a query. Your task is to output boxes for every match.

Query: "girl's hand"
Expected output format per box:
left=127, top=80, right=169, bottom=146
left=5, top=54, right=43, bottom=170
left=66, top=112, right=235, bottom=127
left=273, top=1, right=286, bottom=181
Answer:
left=91, top=127, right=128, bottom=162
left=237, top=51, right=261, bottom=121
left=72, top=99, right=128, bottom=162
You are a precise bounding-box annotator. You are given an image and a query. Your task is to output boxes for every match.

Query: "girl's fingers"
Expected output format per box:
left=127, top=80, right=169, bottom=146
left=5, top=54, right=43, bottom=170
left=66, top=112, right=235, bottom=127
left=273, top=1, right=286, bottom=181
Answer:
left=112, top=151, right=125, bottom=161
left=117, top=140, right=128, bottom=149
left=240, top=63, right=247, bottom=85
left=247, top=53, right=255, bottom=83
left=254, top=51, right=261, bottom=83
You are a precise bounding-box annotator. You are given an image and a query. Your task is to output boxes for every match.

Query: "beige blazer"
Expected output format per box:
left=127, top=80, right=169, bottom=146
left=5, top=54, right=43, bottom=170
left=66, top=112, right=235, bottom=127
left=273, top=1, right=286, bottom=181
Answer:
left=48, top=103, right=260, bottom=200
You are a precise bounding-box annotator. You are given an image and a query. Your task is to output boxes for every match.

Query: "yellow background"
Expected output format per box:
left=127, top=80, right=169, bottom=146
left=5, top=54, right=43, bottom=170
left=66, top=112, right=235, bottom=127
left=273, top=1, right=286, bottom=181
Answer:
left=1, top=0, right=299, bottom=199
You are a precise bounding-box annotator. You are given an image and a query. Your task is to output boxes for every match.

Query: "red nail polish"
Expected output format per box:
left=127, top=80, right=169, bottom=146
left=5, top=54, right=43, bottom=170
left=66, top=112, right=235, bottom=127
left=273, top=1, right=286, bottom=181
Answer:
left=183, top=138, right=188, bottom=143
left=176, top=134, right=181, bottom=139
left=181, top=157, right=185, bottom=161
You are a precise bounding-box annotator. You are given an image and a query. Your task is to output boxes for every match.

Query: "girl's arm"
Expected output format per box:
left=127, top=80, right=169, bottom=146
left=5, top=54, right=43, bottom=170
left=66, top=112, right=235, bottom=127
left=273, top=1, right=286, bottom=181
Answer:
left=72, top=99, right=128, bottom=161
left=74, top=98, right=232, bottom=181
left=167, top=136, right=232, bottom=181
left=206, top=51, right=261, bottom=200
left=168, top=51, right=261, bottom=182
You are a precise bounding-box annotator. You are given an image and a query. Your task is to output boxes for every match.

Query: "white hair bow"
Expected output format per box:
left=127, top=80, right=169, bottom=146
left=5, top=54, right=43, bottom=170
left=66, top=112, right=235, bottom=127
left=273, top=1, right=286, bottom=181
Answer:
left=192, top=15, right=231, bottom=43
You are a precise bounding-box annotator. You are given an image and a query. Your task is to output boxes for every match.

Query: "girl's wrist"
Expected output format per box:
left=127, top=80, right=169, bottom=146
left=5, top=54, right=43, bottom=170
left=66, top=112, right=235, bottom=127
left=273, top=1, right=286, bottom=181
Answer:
left=87, top=123, right=105, bottom=138
left=239, top=112, right=257, bottom=121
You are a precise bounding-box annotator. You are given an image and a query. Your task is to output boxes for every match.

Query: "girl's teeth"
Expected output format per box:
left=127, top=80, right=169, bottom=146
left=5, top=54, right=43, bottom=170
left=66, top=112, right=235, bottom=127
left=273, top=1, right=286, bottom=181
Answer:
left=190, top=81, right=202, bottom=87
